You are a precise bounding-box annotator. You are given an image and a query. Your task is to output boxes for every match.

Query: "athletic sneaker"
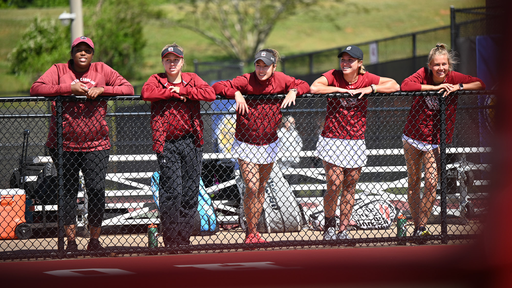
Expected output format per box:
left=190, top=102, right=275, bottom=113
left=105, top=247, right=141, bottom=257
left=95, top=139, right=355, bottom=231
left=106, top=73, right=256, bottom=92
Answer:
left=245, top=232, right=268, bottom=244
left=414, top=226, right=431, bottom=245
left=87, top=238, right=106, bottom=252
left=337, top=230, right=351, bottom=240
left=323, top=227, right=337, bottom=241
left=66, top=240, right=78, bottom=253
left=338, top=230, right=356, bottom=246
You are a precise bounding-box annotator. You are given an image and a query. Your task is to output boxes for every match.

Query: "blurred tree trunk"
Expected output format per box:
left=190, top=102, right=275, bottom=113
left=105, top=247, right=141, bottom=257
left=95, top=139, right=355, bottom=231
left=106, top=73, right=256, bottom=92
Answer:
left=170, top=0, right=340, bottom=62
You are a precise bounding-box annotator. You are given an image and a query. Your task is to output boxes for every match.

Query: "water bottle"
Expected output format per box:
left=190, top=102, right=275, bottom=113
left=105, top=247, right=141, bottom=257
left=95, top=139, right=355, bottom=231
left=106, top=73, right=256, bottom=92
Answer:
left=148, top=224, right=158, bottom=248
left=397, top=214, right=407, bottom=245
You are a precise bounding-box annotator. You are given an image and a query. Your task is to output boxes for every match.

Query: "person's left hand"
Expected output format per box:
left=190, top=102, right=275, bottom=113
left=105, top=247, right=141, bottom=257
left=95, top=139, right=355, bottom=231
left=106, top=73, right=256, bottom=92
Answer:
left=86, top=87, right=104, bottom=99
left=347, top=86, right=373, bottom=99
left=168, top=86, right=187, bottom=102
left=282, top=90, right=297, bottom=108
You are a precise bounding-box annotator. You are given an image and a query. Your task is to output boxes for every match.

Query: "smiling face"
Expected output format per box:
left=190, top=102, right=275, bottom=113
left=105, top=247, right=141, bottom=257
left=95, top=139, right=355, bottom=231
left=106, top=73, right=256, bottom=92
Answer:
left=162, top=54, right=183, bottom=77
left=429, top=54, right=450, bottom=84
left=71, top=43, right=94, bottom=72
left=254, top=59, right=276, bottom=81
left=339, top=53, right=362, bottom=75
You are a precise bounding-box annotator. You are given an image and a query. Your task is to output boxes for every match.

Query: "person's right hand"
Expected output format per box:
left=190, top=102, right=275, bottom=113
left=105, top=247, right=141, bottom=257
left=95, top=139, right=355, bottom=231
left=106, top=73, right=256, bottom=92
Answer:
left=234, top=91, right=248, bottom=115
left=436, top=83, right=456, bottom=97
left=71, top=83, right=89, bottom=96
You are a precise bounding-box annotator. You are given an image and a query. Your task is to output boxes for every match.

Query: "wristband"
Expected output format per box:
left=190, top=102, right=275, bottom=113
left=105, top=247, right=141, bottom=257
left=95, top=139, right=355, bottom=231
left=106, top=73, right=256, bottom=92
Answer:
left=459, top=83, right=464, bottom=90
left=371, top=84, right=377, bottom=93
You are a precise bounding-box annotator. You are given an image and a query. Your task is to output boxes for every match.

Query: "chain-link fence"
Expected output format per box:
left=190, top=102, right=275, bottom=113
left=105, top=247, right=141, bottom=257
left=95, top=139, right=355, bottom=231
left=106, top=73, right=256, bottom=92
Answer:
left=0, top=91, right=493, bottom=260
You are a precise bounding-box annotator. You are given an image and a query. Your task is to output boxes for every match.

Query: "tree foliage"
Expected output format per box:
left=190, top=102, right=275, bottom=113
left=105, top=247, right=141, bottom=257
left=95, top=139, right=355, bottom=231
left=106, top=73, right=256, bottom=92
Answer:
left=7, top=0, right=160, bottom=81
left=2, top=0, right=69, bottom=8
left=169, top=0, right=343, bottom=62
left=89, top=0, right=161, bottom=79
left=7, top=17, right=69, bottom=77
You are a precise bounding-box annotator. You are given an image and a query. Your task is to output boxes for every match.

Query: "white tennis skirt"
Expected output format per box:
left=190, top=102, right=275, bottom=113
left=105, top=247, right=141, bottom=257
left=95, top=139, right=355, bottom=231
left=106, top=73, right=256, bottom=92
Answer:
left=314, top=136, right=367, bottom=168
left=231, top=138, right=280, bottom=165
left=402, top=134, right=439, bottom=152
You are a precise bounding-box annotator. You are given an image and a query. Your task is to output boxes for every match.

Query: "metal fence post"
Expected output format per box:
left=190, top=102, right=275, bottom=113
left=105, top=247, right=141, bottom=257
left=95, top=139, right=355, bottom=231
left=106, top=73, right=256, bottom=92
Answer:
left=309, top=54, right=314, bottom=75
left=450, top=6, right=457, bottom=51
left=55, top=97, right=65, bottom=257
left=194, top=59, right=199, bottom=74
left=412, top=33, right=417, bottom=58
left=439, top=95, right=448, bottom=244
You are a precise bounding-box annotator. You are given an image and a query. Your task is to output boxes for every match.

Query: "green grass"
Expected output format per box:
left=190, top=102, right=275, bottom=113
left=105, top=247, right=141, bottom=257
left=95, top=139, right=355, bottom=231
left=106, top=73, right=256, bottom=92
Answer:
left=0, top=0, right=485, bottom=95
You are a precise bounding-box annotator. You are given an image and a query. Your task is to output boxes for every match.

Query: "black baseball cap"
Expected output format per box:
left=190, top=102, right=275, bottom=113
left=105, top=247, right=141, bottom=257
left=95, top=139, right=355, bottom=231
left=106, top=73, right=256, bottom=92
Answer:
left=338, top=45, right=364, bottom=60
left=254, top=51, right=276, bottom=66
left=161, top=46, right=184, bottom=58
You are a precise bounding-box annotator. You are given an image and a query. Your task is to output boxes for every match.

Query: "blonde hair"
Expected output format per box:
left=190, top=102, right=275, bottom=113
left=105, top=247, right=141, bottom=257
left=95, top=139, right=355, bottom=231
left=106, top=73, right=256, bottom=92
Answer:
left=427, top=43, right=458, bottom=71
left=358, top=62, right=367, bottom=75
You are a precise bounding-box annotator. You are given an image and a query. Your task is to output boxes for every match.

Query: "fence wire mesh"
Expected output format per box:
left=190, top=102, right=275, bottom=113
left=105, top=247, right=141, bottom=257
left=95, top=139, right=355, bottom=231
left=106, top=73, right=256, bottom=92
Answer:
left=0, top=91, right=493, bottom=260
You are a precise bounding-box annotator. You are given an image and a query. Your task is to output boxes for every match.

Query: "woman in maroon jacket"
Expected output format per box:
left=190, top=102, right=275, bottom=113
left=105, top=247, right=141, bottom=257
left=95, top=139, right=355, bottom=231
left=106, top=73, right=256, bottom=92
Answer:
left=30, top=36, right=134, bottom=253
left=310, top=45, right=399, bottom=242
left=213, top=49, right=310, bottom=244
left=401, top=43, right=485, bottom=241
left=141, top=44, right=216, bottom=249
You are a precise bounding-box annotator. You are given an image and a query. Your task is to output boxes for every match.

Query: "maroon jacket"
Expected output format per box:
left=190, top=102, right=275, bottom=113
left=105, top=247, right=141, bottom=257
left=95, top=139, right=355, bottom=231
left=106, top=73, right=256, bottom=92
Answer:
left=212, top=71, right=310, bottom=145
left=30, top=60, right=134, bottom=152
left=141, top=72, right=216, bottom=153
left=402, top=67, right=485, bottom=144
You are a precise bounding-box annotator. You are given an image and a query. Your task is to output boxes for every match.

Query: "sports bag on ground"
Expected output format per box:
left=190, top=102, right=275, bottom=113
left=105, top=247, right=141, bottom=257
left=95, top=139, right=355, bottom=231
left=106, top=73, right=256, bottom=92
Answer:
left=236, top=163, right=303, bottom=233
left=307, top=198, right=398, bottom=231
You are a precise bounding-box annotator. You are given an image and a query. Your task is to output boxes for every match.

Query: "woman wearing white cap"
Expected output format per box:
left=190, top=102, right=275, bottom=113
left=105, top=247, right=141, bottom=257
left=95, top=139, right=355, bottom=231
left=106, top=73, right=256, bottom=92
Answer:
left=401, top=43, right=485, bottom=242
left=213, top=49, right=310, bottom=244
left=30, top=36, right=134, bottom=254
left=141, top=43, right=216, bottom=250
left=310, top=45, right=399, bottom=242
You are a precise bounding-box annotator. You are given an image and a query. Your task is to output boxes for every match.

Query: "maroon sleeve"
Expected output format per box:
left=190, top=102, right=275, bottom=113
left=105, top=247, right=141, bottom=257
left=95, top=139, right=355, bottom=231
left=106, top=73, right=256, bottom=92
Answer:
left=30, top=64, right=73, bottom=96
left=179, top=73, right=216, bottom=102
left=451, top=71, right=486, bottom=89
left=281, top=73, right=310, bottom=95
left=99, top=63, right=134, bottom=96
left=213, top=75, right=250, bottom=99
left=141, top=74, right=179, bottom=102
left=401, top=68, right=426, bottom=91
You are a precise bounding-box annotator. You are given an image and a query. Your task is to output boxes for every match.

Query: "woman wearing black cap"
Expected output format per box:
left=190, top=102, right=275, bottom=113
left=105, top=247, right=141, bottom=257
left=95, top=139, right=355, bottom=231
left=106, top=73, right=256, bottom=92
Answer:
left=213, top=49, right=310, bottom=244
left=401, top=43, right=485, bottom=242
left=30, top=36, right=134, bottom=254
left=310, top=45, right=399, bottom=242
left=141, top=43, right=216, bottom=249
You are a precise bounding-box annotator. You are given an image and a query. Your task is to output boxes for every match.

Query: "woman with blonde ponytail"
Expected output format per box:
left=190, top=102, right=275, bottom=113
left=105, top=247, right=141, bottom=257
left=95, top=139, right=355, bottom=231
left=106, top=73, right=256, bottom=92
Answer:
left=401, top=43, right=485, bottom=243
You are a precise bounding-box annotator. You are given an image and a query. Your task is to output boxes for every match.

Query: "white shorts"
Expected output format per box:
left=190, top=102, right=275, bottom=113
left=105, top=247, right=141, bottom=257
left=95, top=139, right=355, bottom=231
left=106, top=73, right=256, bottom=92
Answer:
left=314, top=136, right=367, bottom=168
left=402, top=134, right=439, bottom=152
left=231, top=138, right=280, bottom=165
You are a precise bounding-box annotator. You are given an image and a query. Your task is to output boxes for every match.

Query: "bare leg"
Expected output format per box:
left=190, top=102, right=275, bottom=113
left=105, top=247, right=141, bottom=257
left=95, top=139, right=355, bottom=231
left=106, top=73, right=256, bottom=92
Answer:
left=65, top=225, right=76, bottom=242
left=239, top=159, right=273, bottom=236
left=90, top=226, right=101, bottom=239
left=323, top=161, right=344, bottom=220
left=419, top=148, right=439, bottom=227
left=403, top=140, right=424, bottom=228
left=338, top=168, right=361, bottom=232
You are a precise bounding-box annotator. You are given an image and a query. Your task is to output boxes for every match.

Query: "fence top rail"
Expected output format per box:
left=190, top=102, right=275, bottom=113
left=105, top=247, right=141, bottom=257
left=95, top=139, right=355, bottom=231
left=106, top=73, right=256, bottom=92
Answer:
left=280, top=25, right=451, bottom=61
left=1, top=90, right=497, bottom=102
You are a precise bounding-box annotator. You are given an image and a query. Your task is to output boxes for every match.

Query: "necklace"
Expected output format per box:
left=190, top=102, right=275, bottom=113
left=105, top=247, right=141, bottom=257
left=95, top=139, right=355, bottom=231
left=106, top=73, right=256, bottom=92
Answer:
left=346, top=75, right=358, bottom=85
